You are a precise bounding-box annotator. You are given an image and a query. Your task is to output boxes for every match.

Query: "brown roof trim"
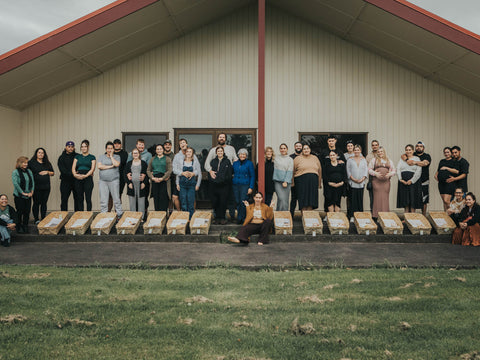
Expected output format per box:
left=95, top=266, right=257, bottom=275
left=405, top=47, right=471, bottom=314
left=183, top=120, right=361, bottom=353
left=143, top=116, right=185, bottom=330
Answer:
left=0, top=0, right=159, bottom=76
left=365, top=0, right=480, bottom=55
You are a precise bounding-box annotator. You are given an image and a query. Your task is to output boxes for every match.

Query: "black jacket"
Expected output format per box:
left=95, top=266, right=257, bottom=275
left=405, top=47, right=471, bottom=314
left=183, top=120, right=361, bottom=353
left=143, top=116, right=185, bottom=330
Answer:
left=458, top=203, right=480, bottom=227
left=57, top=150, right=77, bottom=181
left=124, top=160, right=149, bottom=198
left=209, top=157, right=233, bottom=185
left=0, top=205, right=18, bottom=227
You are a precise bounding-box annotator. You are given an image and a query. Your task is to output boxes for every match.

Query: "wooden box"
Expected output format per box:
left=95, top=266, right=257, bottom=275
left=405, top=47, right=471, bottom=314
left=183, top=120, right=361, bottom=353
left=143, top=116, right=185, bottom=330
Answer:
left=378, top=212, right=404, bottom=235
left=116, top=211, right=143, bottom=235
left=354, top=212, right=377, bottom=235
left=90, top=212, right=117, bottom=235
left=326, top=212, right=349, bottom=235
left=166, top=211, right=190, bottom=235
left=143, top=211, right=167, bottom=235
left=404, top=213, right=432, bottom=235
left=302, top=211, right=323, bottom=235
left=189, top=211, right=212, bottom=235
left=427, top=211, right=456, bottom=235
left=274, top=211, right=293, bottom=235
left=64, top=211, right=93, bottom=235
left=37, top=211, right=69, bottom=235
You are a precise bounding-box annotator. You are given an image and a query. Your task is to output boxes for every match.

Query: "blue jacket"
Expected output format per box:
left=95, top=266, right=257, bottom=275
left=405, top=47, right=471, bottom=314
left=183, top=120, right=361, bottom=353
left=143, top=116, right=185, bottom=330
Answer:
left=232, top=159, right=255, bottom=189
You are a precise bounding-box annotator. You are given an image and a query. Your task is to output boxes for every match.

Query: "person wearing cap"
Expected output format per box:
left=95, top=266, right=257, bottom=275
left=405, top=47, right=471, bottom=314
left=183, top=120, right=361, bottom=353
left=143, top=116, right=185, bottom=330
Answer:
left=400, top=141, right=431, bottom=215
left=57, top=141, right=78, bottom=211
left=232, top=148, right=255, bottom=224
left=108, top=139, right=128, bottom=211
left=163, top=139, right=180, bottom=211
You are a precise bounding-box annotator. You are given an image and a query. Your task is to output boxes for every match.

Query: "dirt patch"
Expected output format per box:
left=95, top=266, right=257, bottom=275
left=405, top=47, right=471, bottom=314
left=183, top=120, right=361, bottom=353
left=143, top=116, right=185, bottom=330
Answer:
left=0, top=272, right=18, bottom=278
left=384, top=349, right=393, bottom=357
left=399, top=321, right=411, bottom=331
left=323, top=283, right=339, bottom=290
left=64, top=319, right=95, bottom=327
left=0, top=314, right=27, bottom=323
left=460, top=351, right=480, bottom=360
left=293, top=281, right=308, bottom=288
left=400, top=283, right=414, bottom=289
left=26, top=273, right=51, bottom=279
left=184, top=296, right=213, bottom=304
left=348, top=324, right=357, bottom=332
left=350, top=278, right=362, bottom=284
left=290, top=317, right=315, bottom=335
left=454, top=277, right=467, bottom=283
left=387, top=296, right=402, bottom=301
left=297, top=295, right=335, bottom=304
left=148, top=318, right=156, bottom=325
left=177, top=317, right=194, bottom=325
left=232, top=321, right=253, bottom=328
left=424, top=282, right=436, bottom=288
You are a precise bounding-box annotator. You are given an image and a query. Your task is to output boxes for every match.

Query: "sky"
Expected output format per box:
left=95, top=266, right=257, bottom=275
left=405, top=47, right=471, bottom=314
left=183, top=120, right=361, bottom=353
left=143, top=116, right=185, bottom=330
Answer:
left=0, top=0, right=479, bottom=55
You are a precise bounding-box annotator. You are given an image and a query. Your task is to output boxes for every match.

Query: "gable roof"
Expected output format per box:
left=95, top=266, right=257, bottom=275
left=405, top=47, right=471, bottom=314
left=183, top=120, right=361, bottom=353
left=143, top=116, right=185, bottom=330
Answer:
left=1, top=0, right=480, bottom=110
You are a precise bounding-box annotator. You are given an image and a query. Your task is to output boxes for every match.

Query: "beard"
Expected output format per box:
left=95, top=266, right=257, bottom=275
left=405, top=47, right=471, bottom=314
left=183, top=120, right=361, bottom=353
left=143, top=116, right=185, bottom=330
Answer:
left=218, top=139, right=226, bottom=146
left=295, top=148, right=302, bottom=154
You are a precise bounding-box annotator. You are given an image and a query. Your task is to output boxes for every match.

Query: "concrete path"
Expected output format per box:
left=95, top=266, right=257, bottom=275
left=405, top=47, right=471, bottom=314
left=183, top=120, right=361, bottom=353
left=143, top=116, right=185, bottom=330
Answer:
left=1, top=241, right=480, bottom=268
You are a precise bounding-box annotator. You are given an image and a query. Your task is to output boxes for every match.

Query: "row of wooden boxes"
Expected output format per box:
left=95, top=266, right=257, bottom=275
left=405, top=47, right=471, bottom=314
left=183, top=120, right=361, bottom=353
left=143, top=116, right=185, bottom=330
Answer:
left=37, top=211, right=213, bottom=235
left=37, top=210, right=457, bottom=236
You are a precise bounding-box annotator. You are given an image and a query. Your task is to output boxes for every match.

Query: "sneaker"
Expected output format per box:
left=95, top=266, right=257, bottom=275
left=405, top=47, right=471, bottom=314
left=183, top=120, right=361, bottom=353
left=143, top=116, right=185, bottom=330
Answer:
left=35, top=220, right=40, bottom=225
left=350, top=217, right=354, bottom=223
left=3, top=238, right=10, bottom=247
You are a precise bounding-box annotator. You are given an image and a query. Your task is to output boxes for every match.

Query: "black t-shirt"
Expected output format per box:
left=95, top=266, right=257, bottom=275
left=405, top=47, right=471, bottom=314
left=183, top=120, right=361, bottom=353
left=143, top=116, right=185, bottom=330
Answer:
left=28, top=159, right=54, bottom=190
left=324, top=162, right=346, bottom=183
left=415, top=152, right=431, bottom=183
left=456, top=157, right=470, bottom=192
left=437, top=158, right=459, bottom=183
left=114, top=149, right=128, bottom=178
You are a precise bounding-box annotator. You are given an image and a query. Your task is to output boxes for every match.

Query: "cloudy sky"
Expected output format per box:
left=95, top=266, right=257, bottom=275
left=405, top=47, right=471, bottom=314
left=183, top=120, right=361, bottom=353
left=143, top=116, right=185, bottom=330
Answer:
left=0, top=0, right=479, bottom=55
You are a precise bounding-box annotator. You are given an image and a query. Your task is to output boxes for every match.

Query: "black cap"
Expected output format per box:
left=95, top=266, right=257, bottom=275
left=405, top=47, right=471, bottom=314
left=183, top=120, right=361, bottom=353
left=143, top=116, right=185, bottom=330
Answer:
left=164, top=139, right=172, bottom=145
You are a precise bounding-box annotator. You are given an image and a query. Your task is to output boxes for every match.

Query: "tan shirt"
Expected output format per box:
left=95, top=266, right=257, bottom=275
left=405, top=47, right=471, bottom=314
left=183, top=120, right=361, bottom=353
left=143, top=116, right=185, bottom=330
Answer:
left=293, top=155, right=322, bottom=179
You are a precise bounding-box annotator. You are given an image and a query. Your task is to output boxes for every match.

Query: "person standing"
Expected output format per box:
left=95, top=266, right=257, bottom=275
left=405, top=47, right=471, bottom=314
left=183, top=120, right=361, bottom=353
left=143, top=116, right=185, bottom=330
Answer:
left=450, top=146, right=469, bottom=195
left=346, top=145, right=368, bottom=220
left=293, top=144, right=322, bottom=211
left=12, top=157, right=34, bottom=233
left=208, top=146, right=233, bottom=224
left=128, top=139, right=153, bottom=214
left=289, top=141, right=303, bottom=218
left=397, top=144, right=422, bottom=213
left=147, top=144, right=172, bottom=211
left=324, top=151, right=347, bottom=213
left=98, top=141, right=123, bottom=216
left=344, top=140, right=355, bottom=161
left=0, top=194, right=17, bottom=247
left=319, top=135, right=346, bottom=212
left=108, top=138, right=128, bottom=212
left=435, top=147, right=459, bottom=211
left=72, top=140, right=96, bottom=211
left=57, top=141, right=77, bottom=211
left=368, top=146, right=395, bottom=219
left=232, top=148, right=256, bottom=224
left=262, top=146, right=275, bottom=206
left=205, top=133, right=238, bottom=220
left=176, top=147, right=201, bottom=218
left=28, top=147, right=54, bottom=224
left=162, top=139, right=179, bottom=211
left=273, top=143, right=294, bottom=211
left=366, top=139, right=380, bottom=211
left=125, top=148, right=149, bottom=218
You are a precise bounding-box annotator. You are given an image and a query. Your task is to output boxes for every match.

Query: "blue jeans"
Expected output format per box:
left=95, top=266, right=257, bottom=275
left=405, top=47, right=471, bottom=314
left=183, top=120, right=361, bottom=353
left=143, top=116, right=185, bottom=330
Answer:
left=233, top=184, right=250, bottom=222
left=179, top=184, right=196, bottom=218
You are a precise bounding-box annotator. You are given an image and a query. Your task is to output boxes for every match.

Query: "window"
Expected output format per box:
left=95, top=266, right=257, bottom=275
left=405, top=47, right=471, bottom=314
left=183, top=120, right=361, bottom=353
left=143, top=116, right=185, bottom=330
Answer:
left=122, top=132, right=169, bottom=154
left=299, top=132, right=368, bottom=157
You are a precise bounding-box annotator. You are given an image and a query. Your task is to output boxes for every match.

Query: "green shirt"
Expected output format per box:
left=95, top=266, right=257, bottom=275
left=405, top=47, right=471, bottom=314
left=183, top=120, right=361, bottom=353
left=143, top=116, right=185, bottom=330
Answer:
left=151, top=156, right=167, bottom=175
left=0, top=207, right=10, bottom=220
left=75, top=154, right=96, bottom=172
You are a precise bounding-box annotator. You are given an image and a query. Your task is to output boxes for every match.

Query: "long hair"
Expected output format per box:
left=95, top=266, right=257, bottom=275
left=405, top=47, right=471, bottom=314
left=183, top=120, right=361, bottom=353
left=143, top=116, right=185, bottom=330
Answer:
left=375, top=146, right=390, bottom=167
left=265, top=146, right=275, bottom=161
left=30, top=147, right=52, bottom=168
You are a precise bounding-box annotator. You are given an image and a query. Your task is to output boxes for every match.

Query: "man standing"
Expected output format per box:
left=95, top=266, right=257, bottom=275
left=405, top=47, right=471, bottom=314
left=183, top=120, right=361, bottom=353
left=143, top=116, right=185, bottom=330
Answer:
left=163, top=139, right=179, bottom=211
left=57, top=141, right=78, bottom=211
left=108, top=138, right=128, bottom=212
left=289, top=141, right=303, bottom=218
left=172, top=138, right=200, bottom=180
left=319, top=135, right=346, bottom=212
left=366, top=139, right=380, bottom=211
left=450, top=146, right=469, bottom=195
left=402, top=141, right=431, bottom=215
left=204, top=133, right=238, bottom=221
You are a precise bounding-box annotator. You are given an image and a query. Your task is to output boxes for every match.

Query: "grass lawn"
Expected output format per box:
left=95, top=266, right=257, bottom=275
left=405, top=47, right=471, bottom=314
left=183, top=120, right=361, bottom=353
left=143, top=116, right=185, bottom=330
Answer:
left=1, top=266, right=479, bottom=360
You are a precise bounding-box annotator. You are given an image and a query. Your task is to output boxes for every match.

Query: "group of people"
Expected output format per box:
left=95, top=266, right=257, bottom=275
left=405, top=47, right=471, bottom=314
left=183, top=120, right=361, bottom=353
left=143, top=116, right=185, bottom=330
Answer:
left=0, top=132, right=477, bottom=248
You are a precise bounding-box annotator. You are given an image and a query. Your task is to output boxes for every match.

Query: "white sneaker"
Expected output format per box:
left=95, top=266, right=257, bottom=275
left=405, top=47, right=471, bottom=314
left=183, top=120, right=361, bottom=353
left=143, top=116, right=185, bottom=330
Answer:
left=350, top=217, right=354, bottom=223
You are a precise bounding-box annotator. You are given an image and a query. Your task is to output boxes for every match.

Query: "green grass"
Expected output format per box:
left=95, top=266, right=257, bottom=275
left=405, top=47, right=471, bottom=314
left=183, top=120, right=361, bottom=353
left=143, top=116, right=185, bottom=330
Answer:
left=1, top=266, right=480, bottom=359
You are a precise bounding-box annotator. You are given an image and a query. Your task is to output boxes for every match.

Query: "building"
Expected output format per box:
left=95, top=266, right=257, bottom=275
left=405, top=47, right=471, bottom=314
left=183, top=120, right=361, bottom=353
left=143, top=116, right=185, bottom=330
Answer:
left=1, top=0, right=479, bottom=211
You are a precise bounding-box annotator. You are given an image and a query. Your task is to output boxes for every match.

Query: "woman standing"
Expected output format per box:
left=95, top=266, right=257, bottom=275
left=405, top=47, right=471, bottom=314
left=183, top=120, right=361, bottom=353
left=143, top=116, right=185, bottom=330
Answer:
left=397, top=144, right=422, bottom=213
left=368, top=147, right=396, bottom=218
left=176, top=147, right=201, bottom=218
left=0, top=194, right=17, bottom=247
left=452, top=192, right=480, bottom=246
left=125, top=148, right=149, bottom=218
left=273, top=143, right=294, bottom=211
left=12, top=156, right=34, bottom=233
left=148, top=144, right=172, bottom=212
left=98, top=141, right=122, bottom=216
left=263, top=146, right=275, bottom=206
left=293, top=144, right=322, bottom=211
left=435, top=147, right=460, bottom=211
left=232, top=149, right=255, bottom=223
left=72, top=140, right=96, bottom=211
left=227, top=192, right=274, bottom=246
left=209, top=146, right=233, bottom=224
left=346, top=145, right=368, bottom=220
left=28, top=148, right=54, bottom=224
left=324, top=150, right=347, bottom=212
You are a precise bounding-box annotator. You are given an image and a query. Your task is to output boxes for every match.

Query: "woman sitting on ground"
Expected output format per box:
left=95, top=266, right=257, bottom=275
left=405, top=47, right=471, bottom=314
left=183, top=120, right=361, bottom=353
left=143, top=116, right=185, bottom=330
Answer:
left=228, top=192, right=274, bottom=246
left=452, top=192, right=480, bottom=246
left=446, top=187, right=465, bottom=225
left=0, top=194, right=17, bottom=247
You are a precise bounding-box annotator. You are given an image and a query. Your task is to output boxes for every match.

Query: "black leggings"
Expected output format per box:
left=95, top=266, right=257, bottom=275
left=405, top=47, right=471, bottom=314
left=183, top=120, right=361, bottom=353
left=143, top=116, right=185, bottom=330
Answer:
left=75, top=176, right=94, bottom=211
left=210, top=182, right=230, bottom=220
left=32, top=188, right=50, bottom=221
left=152, top=181, right=169, bottom=211
left=60, top=179, right=77, bottom=211
left=14, top=196, right=31, bottom=227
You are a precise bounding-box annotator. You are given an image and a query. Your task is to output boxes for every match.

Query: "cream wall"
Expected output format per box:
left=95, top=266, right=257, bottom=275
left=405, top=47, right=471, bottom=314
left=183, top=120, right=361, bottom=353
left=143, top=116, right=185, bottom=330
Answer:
left=0, top=106, right=22, bottom=198
left=16, top=4, right=480, bottom=211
